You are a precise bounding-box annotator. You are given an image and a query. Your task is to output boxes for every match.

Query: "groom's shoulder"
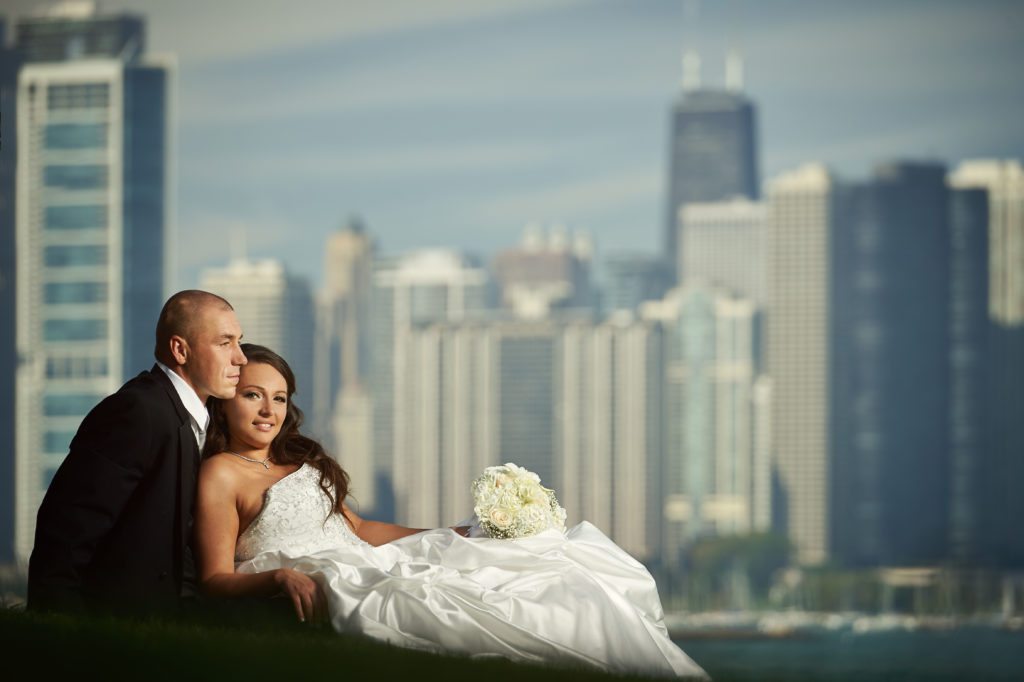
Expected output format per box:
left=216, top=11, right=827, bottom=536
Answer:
left=86, top=368, right=169, bottom=421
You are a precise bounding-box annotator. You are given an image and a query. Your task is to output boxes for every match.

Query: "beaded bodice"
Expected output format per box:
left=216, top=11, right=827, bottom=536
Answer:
left=235, top=463, right=369, bottom=562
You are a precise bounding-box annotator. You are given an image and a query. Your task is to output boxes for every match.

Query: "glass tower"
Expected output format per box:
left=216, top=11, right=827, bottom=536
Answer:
left=13, top=6, right=170, bottom=561
left=665, top=88, right=759, bottom=278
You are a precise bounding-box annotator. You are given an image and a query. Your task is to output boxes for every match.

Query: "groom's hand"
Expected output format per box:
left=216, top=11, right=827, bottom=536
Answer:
left=274, top=568, right=328, bottom=624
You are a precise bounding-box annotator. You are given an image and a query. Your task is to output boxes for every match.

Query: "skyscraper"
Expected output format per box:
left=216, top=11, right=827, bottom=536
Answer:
left=395, top=321, right=496, bottom=528
left=314, top=220, right=375, bottom=508
left=13, top=4, right=171, bottom=561
left=949, top=160, right=1024, bottom=567
left=559, top=315, right=663, bottom=560
left=369, top=250, right=488, bottom=521
left=771, top=160, right=990, bottom=569
left=946, top=187, right=989, bottom=566
left=767, top=163, right=834, bottom=566
left=830, top=162, right=955, bottom=568
left=0, top=18, right=21, bottom=564
left=396, top=313, right=662, bottom=559
left=644, top=283, right=765, bottom=569
left=665, top=52, right=759, bottom=277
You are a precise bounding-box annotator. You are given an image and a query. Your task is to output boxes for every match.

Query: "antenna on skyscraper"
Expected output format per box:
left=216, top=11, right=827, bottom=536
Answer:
left=681, top=0, right=701, bottom=91
left=726, top=49, right=744, bottom=91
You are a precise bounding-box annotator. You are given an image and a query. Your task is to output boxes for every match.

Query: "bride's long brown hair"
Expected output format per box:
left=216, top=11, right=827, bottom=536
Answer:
left=203, top=343, right=351, bottom=518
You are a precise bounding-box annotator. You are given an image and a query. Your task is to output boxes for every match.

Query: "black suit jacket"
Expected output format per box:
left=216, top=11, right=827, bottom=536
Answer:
left=28, top=365, right=201, bottom=616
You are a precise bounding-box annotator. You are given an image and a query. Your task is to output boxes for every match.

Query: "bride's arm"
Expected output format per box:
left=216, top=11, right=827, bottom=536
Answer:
left=195, top=458, right=325, bottom=622
left=342, top=504, right=426, bottom=546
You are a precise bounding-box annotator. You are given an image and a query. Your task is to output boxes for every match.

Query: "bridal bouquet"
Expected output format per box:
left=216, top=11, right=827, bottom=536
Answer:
left=471, top=463, right=567, bottom=539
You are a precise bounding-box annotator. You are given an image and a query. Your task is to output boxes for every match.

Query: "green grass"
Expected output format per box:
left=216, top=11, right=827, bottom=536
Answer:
left=0, top=607, right=684, bottom=681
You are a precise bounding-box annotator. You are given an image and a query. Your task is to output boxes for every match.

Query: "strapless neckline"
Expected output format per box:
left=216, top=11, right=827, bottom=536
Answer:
left=234, top=462, right=369, bottom=563
left=238, top=463, right=308, bottom=537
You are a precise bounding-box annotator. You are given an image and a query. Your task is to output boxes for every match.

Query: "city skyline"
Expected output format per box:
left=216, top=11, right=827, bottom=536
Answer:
left=4, top=0, right=1022, bottom=290
left=3, top=0, right=1023, bottom=576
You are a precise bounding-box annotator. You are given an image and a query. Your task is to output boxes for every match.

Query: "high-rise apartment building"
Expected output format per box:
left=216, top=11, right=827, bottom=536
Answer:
left=830, top=162, right=956, bottom=568
left=665, top=52, right=759, bottom=278
left=767, top=163, right=833, bottom=566
left=393, top=321, right=496, bottom=527
left=314, top=221, right=375, bottom=508
left=559, top=315, right=663, bottom=560
left=13, top=4, right=171, bottom=561
left=644, top=284, right=765, bottom=569
left=770, top=161, right=991, bottom=569
left=369, top=250, right=488, bottom=521
left=396, top=314, right=661, bottom=560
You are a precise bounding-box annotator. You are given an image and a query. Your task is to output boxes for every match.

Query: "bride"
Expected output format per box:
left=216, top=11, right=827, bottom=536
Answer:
left=195, top=344, right=708, bottom=680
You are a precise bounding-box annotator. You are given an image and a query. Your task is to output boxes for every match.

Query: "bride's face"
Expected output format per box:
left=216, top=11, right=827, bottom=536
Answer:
left=224, top=361, right=289, bottom=452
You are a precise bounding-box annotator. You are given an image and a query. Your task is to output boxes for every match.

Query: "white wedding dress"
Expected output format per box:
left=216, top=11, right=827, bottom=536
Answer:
left=235, top=464, right=708, bottom=679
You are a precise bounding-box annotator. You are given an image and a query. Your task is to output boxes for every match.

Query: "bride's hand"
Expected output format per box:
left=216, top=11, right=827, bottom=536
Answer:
left=274, top=568, right=328, bottom=624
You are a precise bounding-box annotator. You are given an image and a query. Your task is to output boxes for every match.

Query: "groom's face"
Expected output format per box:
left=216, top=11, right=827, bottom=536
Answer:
left=184, top=305, right=247, bottom=403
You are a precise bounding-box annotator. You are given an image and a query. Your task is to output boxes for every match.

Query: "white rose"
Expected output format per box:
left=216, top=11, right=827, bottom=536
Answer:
left=488, top=507, right=514, bottom=529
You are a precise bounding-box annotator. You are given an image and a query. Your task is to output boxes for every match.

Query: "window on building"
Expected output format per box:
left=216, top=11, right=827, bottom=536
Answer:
left=44, top=319, right=107, bottom=342
left=43, top=430, right=77, bottom=454
left=43, top=393, right=103, bottom=417
left=44, top=244, right=107, bottom=267
left=44, top=282, right=108, bottom=304
left=45, top=205, right=108, bottom=230
left=44, top=123, right=108, bottom=149
left=44, top=164, right=108, bottom=190
left=47, top=83, right=110, bottom=110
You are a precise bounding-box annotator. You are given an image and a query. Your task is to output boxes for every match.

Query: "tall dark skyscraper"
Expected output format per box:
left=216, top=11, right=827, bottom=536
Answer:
left=829, top=162, right=991, bottom=568
left=947, top=188, right=990, bottom=566
left=0, top=18, right=21, bottom=564
left=664, top=53, right=759, bottom=279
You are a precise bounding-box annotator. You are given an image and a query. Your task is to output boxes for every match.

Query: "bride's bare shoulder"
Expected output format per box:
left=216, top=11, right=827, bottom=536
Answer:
left=199, top=453, right=245, bottom=491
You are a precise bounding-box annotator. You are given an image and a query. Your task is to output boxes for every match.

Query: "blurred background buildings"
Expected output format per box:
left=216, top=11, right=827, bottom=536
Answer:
left=1, top=1, right=1023, bottom=609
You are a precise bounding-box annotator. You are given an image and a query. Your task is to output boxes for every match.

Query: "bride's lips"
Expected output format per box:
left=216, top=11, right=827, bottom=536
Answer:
left=253, top=421, right=275, bottom=432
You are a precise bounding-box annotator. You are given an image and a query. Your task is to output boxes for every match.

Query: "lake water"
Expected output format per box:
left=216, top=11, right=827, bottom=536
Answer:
left=675, top=627, right=1024, bottom=681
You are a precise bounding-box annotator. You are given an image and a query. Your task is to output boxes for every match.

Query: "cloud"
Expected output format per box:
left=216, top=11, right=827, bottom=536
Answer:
left=470, top=168, right=661, bottom=224
left=178, top=137, right=582, bottom=189
left=18, top=0, right=584, bottom=65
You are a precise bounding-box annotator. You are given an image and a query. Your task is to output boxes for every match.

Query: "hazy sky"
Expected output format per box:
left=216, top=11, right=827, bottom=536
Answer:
left=6, top=0, right=1023, bottom=289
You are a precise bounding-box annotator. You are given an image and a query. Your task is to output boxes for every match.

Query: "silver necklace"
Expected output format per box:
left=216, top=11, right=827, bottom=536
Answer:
left=227, top=450, right=271, bottom=469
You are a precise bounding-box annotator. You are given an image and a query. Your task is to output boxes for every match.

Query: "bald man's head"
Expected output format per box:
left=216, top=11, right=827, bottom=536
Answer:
left=154, top=290, right=234, bottom=365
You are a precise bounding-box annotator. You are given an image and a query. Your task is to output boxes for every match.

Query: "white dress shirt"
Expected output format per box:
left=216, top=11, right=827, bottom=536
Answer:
left=156, top=361, right=209, bottom=451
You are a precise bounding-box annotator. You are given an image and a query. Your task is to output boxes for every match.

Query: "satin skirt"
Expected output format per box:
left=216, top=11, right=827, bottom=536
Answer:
left=238, top=521, right=708, bottom=679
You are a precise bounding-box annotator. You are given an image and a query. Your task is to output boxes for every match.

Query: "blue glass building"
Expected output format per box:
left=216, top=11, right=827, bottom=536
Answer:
left=13, top=6, right=170, bottom=560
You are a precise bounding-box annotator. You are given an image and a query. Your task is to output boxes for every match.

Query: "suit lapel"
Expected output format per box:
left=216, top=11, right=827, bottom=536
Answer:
left=149, top=366, right=202, bottom=549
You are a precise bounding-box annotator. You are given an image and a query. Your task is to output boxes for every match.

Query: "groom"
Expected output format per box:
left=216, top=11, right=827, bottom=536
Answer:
left=28, top=290, right=246, bottom=617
